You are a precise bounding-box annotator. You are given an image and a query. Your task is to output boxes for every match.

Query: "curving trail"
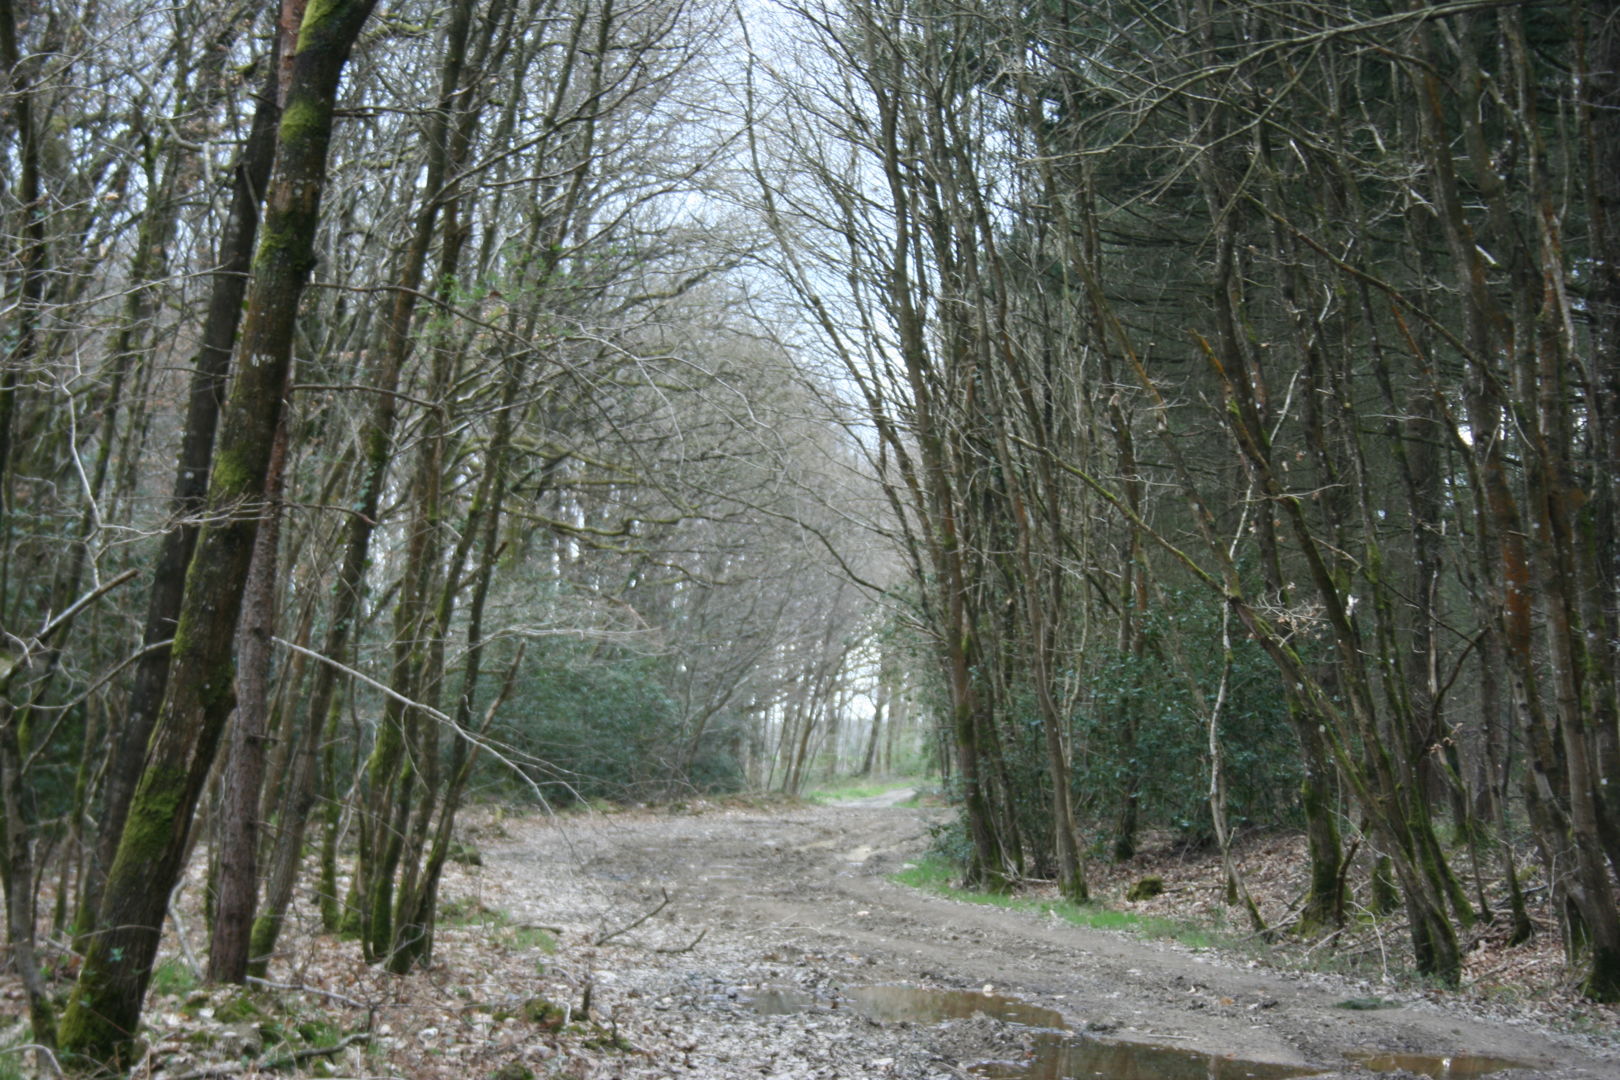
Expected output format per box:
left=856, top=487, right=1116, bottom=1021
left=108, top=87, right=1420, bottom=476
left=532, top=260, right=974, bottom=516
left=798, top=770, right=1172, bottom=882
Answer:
left=478, top=799, right=1615, bottom=1079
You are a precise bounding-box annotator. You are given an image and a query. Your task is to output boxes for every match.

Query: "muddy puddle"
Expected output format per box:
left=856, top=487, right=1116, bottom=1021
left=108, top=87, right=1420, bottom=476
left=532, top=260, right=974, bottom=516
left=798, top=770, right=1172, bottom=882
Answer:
left=1345, top=1051, right=1537, bottom=1077
left=747, top=986, right=1315, bottom=1078
left=972, top=1033, right=1319, bottom=1080
left=972, top=1037, right=1535, bottom=1080
left=746, top=985, right=1067, bottom=1029
left=746, top=985, right=1536, bottom=1080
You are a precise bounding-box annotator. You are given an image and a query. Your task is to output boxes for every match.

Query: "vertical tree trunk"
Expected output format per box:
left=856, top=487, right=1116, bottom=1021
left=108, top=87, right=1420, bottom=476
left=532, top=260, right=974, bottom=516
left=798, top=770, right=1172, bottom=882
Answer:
left=83, top=48, right=284, bottom=939
left=0, top=702, right=55, bottom=1051
left=208, top=415, right=289, bottom=983
left=0, top=0, right=44, bottom=591
left=57, top=0, right=377, bottom=1063
left=388, top=355, right=522, bottom=971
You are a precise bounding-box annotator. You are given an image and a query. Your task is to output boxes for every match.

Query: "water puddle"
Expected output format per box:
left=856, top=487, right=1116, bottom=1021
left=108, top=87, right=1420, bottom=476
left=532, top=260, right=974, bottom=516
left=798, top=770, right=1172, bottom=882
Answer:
left=745, top=984, right=1528, bottom=1080
left=975, top=1032, right=1319, bottom=1080
left=848, top=986, right=1068, bottom=1028
left=744, top=985, right=1066, bottom=1028
left=1345, top=1051, right=1535, bottom=1077
left=746, top=987, right=819, bottom=1015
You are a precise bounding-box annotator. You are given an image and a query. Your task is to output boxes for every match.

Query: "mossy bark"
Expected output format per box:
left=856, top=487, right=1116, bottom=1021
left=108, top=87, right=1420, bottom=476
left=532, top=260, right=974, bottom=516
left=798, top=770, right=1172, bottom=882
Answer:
left=56, top=0, right=377, bottom=1064
left=79, top=25, right=283, bottom=951
left=208, top=417, right=288, bottom=984
left=1295, top=730, right=1344, bottom=933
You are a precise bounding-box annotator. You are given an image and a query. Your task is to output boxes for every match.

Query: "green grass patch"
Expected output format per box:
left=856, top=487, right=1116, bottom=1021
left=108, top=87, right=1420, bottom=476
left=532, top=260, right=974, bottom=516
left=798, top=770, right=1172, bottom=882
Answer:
left=150, top=956, right=200, bottom=998
left=0, top=1035, right=32, bottom=1080
left=510, top=925, right=558, bottom=953
left=805, top=777, right=925, bottom=804
left=891, top=854, right=1221, bottom=950
left=438, top=897, right=556, bottom=952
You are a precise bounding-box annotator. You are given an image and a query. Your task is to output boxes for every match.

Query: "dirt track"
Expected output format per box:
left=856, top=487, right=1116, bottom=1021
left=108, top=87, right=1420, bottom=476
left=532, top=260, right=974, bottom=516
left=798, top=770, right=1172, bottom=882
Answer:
left=472, top=798, right=1618, bottom=1079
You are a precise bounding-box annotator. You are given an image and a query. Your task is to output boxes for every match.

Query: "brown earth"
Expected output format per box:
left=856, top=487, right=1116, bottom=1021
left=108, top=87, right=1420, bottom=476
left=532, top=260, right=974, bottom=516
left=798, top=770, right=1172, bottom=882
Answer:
left=452, top=796, right=1617, bottom=1080
left=15, top=795, right=1616, bottom=1079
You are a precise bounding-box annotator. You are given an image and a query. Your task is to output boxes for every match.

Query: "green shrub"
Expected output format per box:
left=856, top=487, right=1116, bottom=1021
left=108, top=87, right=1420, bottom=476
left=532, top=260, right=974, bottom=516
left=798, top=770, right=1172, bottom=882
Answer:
left=150, top=957, right=199, bottom=998
left=481, top=637, right=746, bottom=805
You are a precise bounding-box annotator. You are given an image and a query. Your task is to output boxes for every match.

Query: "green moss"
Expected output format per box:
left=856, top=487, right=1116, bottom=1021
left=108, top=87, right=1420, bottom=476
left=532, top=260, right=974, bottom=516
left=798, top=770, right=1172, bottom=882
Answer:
left=1126, top=875, right=1165, bottom=901
left=296, top=1018, right=341, bottom=1045
left=209, top=446, right=254, bottom=500
left=111, top=767, right=186, bottom=876
left=56, top=974, right=135, bottom=1069
left=247, top=913, right=277, bottom=979
left=520, top=997, right=564, bottom=1030
left=582, top=1026, right=634, bottom=1052
left=1370, top=855, right=1400, bottom=915
left=250, top=223, right=293, bottom=277
left=212, top=991, right=267, bottom=1024
left=277, top=97, right=327, bottom=147
left=1581, top=944, right=1620, bottom=1003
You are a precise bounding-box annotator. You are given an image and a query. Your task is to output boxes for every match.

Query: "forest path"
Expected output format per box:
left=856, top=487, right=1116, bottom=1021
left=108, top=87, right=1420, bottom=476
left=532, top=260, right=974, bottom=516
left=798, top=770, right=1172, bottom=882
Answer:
left=475, top=800, right=1615, bottom=1079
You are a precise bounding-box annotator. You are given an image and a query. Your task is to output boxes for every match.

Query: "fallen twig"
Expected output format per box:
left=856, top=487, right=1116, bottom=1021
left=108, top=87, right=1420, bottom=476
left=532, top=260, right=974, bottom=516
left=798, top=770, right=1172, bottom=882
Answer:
left=0, top=1043, right=64, bottom=1078
left=246, top=974, right=372, bottom=1011
left=594, top=887, right=671, bottom=945
left=654, top=927, right=707, bottom=954
left=519, top=922, right=567, bottom=935
left=167, top=894, right=203, bottom=980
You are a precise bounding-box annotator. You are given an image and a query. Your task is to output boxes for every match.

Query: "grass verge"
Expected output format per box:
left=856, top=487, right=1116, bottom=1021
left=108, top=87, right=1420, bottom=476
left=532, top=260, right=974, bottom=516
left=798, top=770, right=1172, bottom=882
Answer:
left=891, top=853, right=1222, bottom=950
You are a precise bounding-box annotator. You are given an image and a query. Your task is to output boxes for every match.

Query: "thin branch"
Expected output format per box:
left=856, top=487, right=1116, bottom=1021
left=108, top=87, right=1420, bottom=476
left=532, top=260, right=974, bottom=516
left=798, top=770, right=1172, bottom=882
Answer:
left=593, top=887, right=672, bottom=946
left=270, top=636, right=550, bottom=804
left=652, top=927, right=707, bottom=954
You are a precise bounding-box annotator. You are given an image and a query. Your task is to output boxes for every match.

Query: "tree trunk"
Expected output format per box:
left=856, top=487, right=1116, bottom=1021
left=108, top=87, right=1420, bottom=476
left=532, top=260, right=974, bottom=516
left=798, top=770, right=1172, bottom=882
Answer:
left=83, top=47, right=284, bottom=940
left=57, top=0, right=377, bottom=1063
left=250, top=0, right=481, bottom=976
left=207, top=414, right=289, bottom=983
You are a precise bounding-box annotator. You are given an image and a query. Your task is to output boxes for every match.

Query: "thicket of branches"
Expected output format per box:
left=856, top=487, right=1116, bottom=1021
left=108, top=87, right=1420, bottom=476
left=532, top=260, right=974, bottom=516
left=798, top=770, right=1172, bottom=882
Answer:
left=0, top=0, right=896, bottom=1066
left=747, top=0, right=1620, bottom=1002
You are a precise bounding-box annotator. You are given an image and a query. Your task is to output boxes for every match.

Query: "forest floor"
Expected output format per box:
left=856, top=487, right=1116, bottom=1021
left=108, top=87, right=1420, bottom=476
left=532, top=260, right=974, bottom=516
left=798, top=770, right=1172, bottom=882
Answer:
left=7, top=795, right=1619, bottom=1079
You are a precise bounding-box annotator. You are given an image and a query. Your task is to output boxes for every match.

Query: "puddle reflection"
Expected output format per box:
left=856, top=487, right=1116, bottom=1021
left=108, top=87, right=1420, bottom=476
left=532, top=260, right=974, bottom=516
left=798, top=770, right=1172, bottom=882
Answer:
left=746, top=987, right=818, bottom=1015
left=745, top=984, right=1528, bottom=1079
left=745, top=985, right=1067, bottom=1028
left=975, top=1032, right=1319, bottom=1080
left=1346, top=1051, right=1535, bottom=1077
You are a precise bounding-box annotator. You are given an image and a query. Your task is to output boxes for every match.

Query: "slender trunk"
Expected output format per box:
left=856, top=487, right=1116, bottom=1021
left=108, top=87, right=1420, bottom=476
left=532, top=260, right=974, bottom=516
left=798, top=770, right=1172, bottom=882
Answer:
left=84, top=49, right=284, bottom=939
left=57, top=0, right=377, bottom=1062
left=208, top=413, right=288, bottom=983
left=0, top=0, right=45, bottom=606
left=388, top=360, right=521, bottom=971
left=253, top=0, right=480, bottom=971
left=0, top=703, right=54, bottom=1049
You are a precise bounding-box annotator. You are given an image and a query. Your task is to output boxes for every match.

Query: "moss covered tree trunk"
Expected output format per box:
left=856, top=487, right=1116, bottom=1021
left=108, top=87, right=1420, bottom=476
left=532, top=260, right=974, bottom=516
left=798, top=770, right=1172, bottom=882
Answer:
left=83, top=45, right=284, bottom=941
left=207, top=415, right=288, bottom=983
left=249, top=0, right=484, bottom=976
left=56, top=0, right=377, bottom=1064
